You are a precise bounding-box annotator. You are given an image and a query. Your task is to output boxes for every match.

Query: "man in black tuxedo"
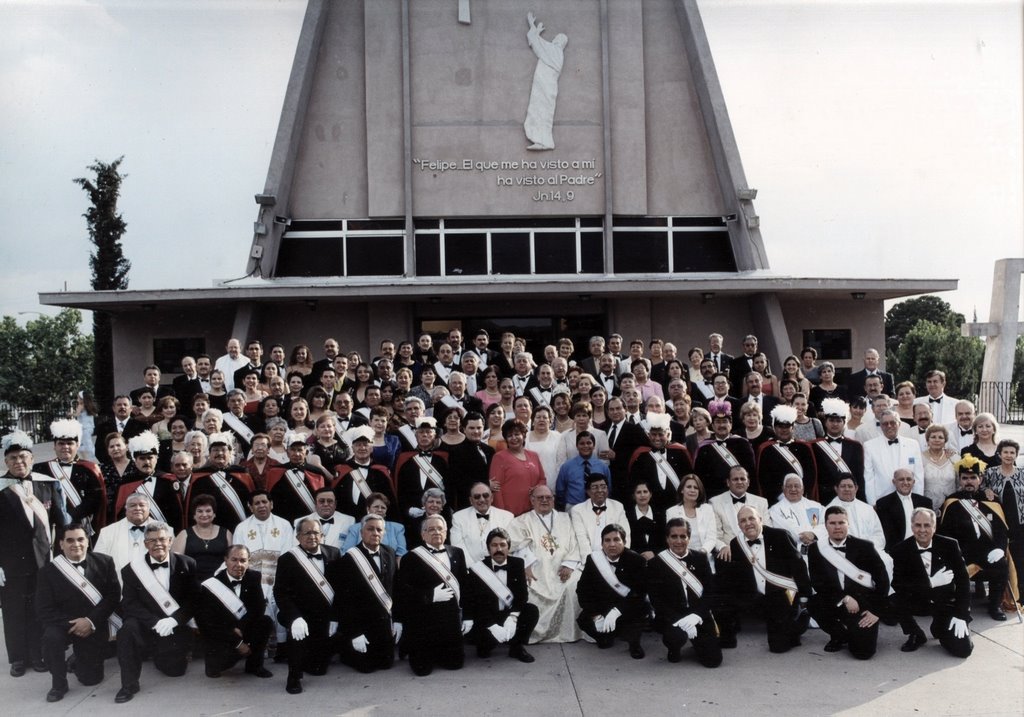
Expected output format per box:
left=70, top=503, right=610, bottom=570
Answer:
left=647, top=518, right=723, bottom=667
left=232, top=340, right=266, bottom=393
left=628, top=415, right=693, bottom=515
left=846, top=348, right=894, bottom=399
left=274, top=517, right=341, bottom=694
left=742, top=371, right=779, bottom=416
left=889, top=507, right=973, bottom=657
left=172, top=356, right=204, bottom=408
left=445, top=412, right=494, bottom=509
left=129, top=365, right=175, bottom=406
left=715, top=505, right=811, bottom=653
left=433, top=372, right=484, bottom=427
left=34, top=419, right=107, bottom=535
left=186, top=432, right=254, bottom=532
left=396, top=514, right=469, bottom=676
left=195, top=544, right=273, bottom=679
left=35, top=524, right=120, bottom=702
left=807, top=506, right=890, bottom=659
left=812, top=399, right=867, bottom=504
left=332, top=427, right=397, bottom=520
left=576, top=523, right=648, bottom=659
left=755, top=405, right=819, bottom=503
left=94, top=396, right=148, bottom=463
left=115, top=522, right=199, bottom=703
left=726, top=334, right=759, bottom=385
left=602, top=397, right=651, bottom=505
left=692, top=401, right=756, bottom=498
left=465, top=528, right=538, bottom=663
left=689, top=358, right=718, bottom=408
left=875, top=469, right=932, bottom=550
left=705, top=333, right=733, bottom=376
left=331, top=514, right=399, bottom=673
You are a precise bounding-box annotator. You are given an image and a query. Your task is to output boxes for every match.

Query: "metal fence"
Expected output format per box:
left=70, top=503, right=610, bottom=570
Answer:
left=976, top=382, right=1024, bottom=424
left=0, top=401, right=75, bottom=442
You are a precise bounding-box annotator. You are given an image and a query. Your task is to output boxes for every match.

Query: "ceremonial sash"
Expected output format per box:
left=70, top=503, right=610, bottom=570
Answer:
left=53, top=555, right=123, bottom=635
left=434, top=362, right=453, bottom=384
left=49, top=461, right=81, bottom=509
left=201, top=577, right=247, bottom=619
left=657, top=550, right=704, bottom=598
left=590, top=550, right=631, bottom=597
left=469, top=561, right=514, bottom=610
left=347, top=547, right=393, bottom=613
left=412, top=546, right=461, bottom=601
left=439, top=395, right=463, bottom=412
left=349, top=467, right=373, bottom=500
left=650, top=452, right=681, bottom=492
left=816, top=440, right=852, bottom=476
left=285, top=469, right=317, bottom=513
left=736, top=536, right=799, bottom=594
left=222, top=413, right=254, bottom=444
left=287, top=547, right=334, bottom=605
left=134, top=482, right=167, bottom=524
left=398, top=424, right=417, bottom=448
left=128, top=556, right=180, bottom=617
left=12, top=480, right=53, bottom=542
left=948, top=498, right=995, bottom=541
left=208, top=472, right=247, bottom=522
left=816, top=542, right=875, bottom=589
left=710, top=442, right=740, bottom=468
left=413, top=455, right=446, bottom=492
left=773, top=444, right=804, bottom=477
left=529, top=387, right=551, bottom=407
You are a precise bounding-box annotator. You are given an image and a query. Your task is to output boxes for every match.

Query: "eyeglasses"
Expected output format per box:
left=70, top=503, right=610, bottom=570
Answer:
left=471, top=493, right=490, bottom=499
left=299, top=530, right=323, bottom=537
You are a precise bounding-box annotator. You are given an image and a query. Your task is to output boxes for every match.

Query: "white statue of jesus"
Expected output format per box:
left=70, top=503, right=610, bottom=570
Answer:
left=524, top=12, right=568, bottom=151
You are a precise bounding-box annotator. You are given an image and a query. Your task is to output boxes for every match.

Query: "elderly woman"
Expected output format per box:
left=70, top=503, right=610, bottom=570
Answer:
left=171, top=493, right=232, bottom=581
left=687, top=347, right=705, bottom=384
left=490, top=420, right=546, bottom=515
left=100, top=432, right=132, bottom=514
left=664, top=474, right=717, bottom=557
left=685, top=407, right=712, bottom=457
left=201, top=408, right=224, bottom=436
left=310, top=412, right=348, bottom=470
left=526, top=405, right=563, bottom=482
left=983, top=439, right=1024, bottom=600
left=264, top=417, right=290, bottom=463
left=922, top=423, right=957, bottom=513
left=184, top=430, right=209, bottom=467
left=439, top=408, right=466, bottom=448
left=340, top=492, right=408, bottom=557
left=739, top=402, right=774, bottom=451
left=369, top=406, right=401, bottom=471
left=404, top=487, right=451, bottom=550
left=809, top=361, right=846, bottom=410
left=961, top=412, right=1000, bottom=464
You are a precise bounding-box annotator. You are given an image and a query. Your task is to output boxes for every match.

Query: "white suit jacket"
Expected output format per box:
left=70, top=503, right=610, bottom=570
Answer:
left=450, top=505, right=515, bottom=564
left=863, top=435, right=924, bottom=505
left=94, top=518, right=152, bottom=584
left=708, top=492, right=770, bottom=552
left=570, top=498, right=630, bottom=554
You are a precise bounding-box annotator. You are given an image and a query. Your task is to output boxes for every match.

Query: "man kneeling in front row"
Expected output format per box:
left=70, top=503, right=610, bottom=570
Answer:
left=576, top=524, right=647, bottom=659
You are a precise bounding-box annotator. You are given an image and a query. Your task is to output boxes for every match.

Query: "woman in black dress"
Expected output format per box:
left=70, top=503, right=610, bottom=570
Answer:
left=170, top=494, right=232, bottom=581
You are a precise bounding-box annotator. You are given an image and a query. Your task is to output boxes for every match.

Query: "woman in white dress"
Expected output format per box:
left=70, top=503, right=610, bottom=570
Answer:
left=922, top=423, right=957, bottom=514
left=526, top=406, right=563, bottom=482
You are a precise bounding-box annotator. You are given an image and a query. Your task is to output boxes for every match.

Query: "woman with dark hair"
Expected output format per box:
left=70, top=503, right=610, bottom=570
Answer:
left=287, top=397, right=314, bottom=439
left=157, top=415, right=191, bottom=472
left=256, top=395, right=284, bottom=433
left=207, top=369, right=229, bottom=411
left=305, top=386, right=330, bottom=424
left=150, top=395, right=182, bottom=438
left=894, top=381, right=917, bottom=425
left=287, top=344, right=314, bottom=378
left=171, top=494, right=232, bottom=581
left=369, top=406, right=401, bottom=471
left=133, top=388, right=160, bottom=427
left=310, top=412, right=349, bottom=471
left=489, top=420, right=545, bottom=515
left=626, top=481, right=664, bottom=559
left=285, top=370, right=307, bottom=408
left=845, top=395, right=868, bottom=437
left=664, top=474, right=716, bottom=557
left=780, top=355, right=811, bottom=397
left=749, top=352, right=778, bottom=397
left=474, top=365, right=503, bottom=409
left=589, top=386, right=609, bottom=430
left=808, top=362, right=846, bottom=410
left=258, top=361, right=280, bottom=395
left=484, top=403, right=508, bottom=452
left=351, top=362, right=378, bottom=407
left=100, top=432, right=132, bottom=514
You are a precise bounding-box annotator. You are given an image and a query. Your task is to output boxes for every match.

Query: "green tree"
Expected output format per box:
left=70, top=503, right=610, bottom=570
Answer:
left=74, top=157, right=129, bottom=409
left=885, top=295, right=965, bottom=375
left=893, top=320, right=983, bottom=399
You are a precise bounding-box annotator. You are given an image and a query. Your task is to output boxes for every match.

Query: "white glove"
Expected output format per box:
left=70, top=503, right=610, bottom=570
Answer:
left=461, top=619, right=474, bottom=635
left=392, top=622, right=403, bottom=642
left=987, top=548, right=1005, bottom=564
left=290, top=617, right=309, bottom=641
left=432, top=585, right=455, bottom=603
left=949, top=616, right=969, bottom=639
left=593, top=616, right=606, bottom=633
left=0, top=567, right=5, bottom=587
left=501, top=615, right=518, bottom=637
left=328, top=620, right=338, bottom=637
left=153, top=617, right=177, bottom=637
left=675, top=613, right=703, bottom=639
left=603, top=607, right=621, bottom=633
left=351, top=634, right=369, bottom=653
left=408, top=507, right=426, bottom=518
left=929, top=568, right=954, bottom=588
left=487, top=624, right=509, bottom=643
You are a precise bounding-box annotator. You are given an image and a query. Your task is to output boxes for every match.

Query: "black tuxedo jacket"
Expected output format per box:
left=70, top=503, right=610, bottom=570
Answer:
left=274, top=545, right=341, bottom=629
left=628, top=445, right=693, bottom=514
left=721, top=526, right=811, bottom=599
left=579, top=356, right=602, bottom=379
left=577, top=549, right=647, bottom=619
left=331, top=462, right=397, bottom=520
left=330, top=543, right=397, bottom=638
left=875, top=492, right=933, bottom=550
left=115, top=473, right=184, bottom=530
left=395, top=451, right=453, bottom=523
left=434, top=395, right=484, bottom=427
left=446, top=440, right=494, bottom=510
left=706, top=352, right=733, bottom=376
left=172, top=374, right=203, bottom=408
left=846, top=370, right=894, bottom=399
left=334, top=413, right=369, bottom=433
left=647, top=549, right=716, bottom=628
left=889, top=534, right=971, bottom=620
left=0, top=477, right=65, bottom=576
left=607, top=421, right=651, bottom=504
left=692, top=436, right=757, bottom=498
left=807, top=535, right=889, bottom=614
left=465, top=555, right=530, bottom=626
left=36, top=552, right=120, bottom=630
left=742, top=394, right=780, bottom=417
left=33, top=459, right=106, bottom=527
left=265, top=463, right=330, bottom=523
left=94, top=415, right=148, bottom=462
left=130, top=385, right=175, bottom=406
left=938, top=494, right=1009, bottom=563
left=812, top=438, right=866, bottom=503
left=120, top=552, right=198, bottom=629
left=186, top=466, right=254, bottom=531
left=196, top=568, right=267, bottom=645
left=727, top=355, right=758, bottom=385
left=395, top=545, right=468, bottom=638
left=756, top=440, right=820, bottom=503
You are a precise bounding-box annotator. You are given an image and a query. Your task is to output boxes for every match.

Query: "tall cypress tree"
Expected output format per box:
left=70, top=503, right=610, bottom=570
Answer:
left=74, top=157, right=129, bottom=410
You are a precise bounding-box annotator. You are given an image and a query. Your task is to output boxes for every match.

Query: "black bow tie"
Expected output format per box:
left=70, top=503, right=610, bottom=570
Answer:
left=704, top=380, right=713, bottom=385
left=70, top=561, right=86, bottom=568
left=592, top=505, right=607, bottom=514
left=929, top=397, right=942, bottom=403
left=831, top=546, right=846, bottom=552
left=428, top=547, right=447, bottom=554
left=150, top=561, right=169, bottom=570
left=960, top=429, right=973, bottom=436
left=651, top=448, right=665, bottom=455
left=305, top=552, right=323, bottom=560
left=476, top=513, right=490, bottom=521
left=732, top=496, right=746, bottom=504
left=747, top=538, right=761, bottom=547
left=419, top=451, right=432, bottom=457
left=888, top=439, right=899, bottom=445
left=130, top=525, right=146, bottom=533
left=828, top=438, right=843, bottom=444
left=918, top=547, right=931, bottom=554
left=229, top=579, right=242, bottom=587
left=366, top=551, right=380, bottom=559
left=320, top=518, right=334, bottom=525
left=492, top=564, right=507, bottom=572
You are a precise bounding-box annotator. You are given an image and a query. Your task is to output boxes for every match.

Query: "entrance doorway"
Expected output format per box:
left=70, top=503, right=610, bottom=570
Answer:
left=417, top=314, right=606, bottom=365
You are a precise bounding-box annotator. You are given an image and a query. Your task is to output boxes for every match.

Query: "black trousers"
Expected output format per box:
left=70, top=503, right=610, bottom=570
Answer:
left=718, top=590, right=803, bottom=654
left=338, top=623, right=395, bottom=674
left=116, top=617, right=190, bottom=688
left=471, top=604, right=540, bottom=655
left=809, top=598, right=880, bottom=660
left=897, top=607, right=973, bottom=658
left=286, top=624, right=334, bottom=679
left=577, top=610, right=644, bottom=650
left=41, top=623, right=108, bottom=688
left=661, top=620, right=723, bottom=667
left=406, top=619, right=463, bottom=676
left=0, top=573, right=42, bottom=665
left=204, top=615, right=273, bottom=676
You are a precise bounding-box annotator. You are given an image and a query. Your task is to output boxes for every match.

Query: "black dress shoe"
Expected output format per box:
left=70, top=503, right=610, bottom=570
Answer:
left=32, top=659, right=47, bottom=673
left=114, top=685, right=139, bottom=704
left=9, top=662, right=26, bottom=677
left=629, top=644, right=645, bottom=660
left=719, top=636, right=737, bottom=649
left=989, top=607, right=1007, bottom=622
left=666, top=647, right=682, bottom=663
left=824, top=638, right=845, bottom=653
left=901, top=632, right=927, bottom=653
left=285, top=677, right=302, bottom=695
left=46, top=687, right=69, bottom=703
left=509, top=645, right=535, bottom=664
left=246, top=666, right=273, bottom=678
left=476, top=646, right=493, bottom=659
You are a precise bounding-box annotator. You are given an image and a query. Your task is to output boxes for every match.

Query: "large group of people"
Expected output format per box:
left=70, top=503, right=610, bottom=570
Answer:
left=2, top=330, right=1021, bottom=702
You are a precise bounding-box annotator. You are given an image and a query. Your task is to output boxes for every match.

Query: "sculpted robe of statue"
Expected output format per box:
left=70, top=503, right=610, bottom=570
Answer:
left=524, top=12, right=568, bottom=151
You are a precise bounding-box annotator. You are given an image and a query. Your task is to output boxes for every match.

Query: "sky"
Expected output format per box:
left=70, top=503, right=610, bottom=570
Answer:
left=1, top=0, right=1021, bottom=326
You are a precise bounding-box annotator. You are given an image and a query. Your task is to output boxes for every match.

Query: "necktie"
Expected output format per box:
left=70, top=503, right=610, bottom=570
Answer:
left=747, top=538, right=761, bottom=547
left=628, top=415, right=636, bottom=425
left=476, top=513, right=490, bottom=521
left=150, top=562, right=169, bottom=570
left=888, top=439, right=899, bottom=445
left=732, top=496, right=746, bottom=504
left=608, top=425, right=618, bottom=446
left=493, top=564, right=507, bottom=572
left=592, top=505, right=607, bottom=514
left=582, top=459, right=591, bottom=478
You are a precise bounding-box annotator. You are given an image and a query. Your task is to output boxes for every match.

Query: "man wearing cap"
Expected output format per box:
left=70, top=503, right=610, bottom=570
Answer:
left=332, top=425, right=396, bottom=521
left=35, top=522, right=120, bottom=701
left=186, top=432, right=254, bottom=532
left=1, top=431, right=66, bottom=676
left=115, top=521, right=199, bottom=703
left=35, top=419, right=106, bottom=534
left=628, top=413, right=693, bottom=514
left=265, top=432, right=330, bottom=523
left=450, top=482, right=515, bottom=564
left=296, top=488, right=354, bottom=549
left=114, top=431, right=184, bottom=530
left=863, top=409, right=924, bottom=505
left=812, top=399, right=866, bottom=504
left=395, top=417, right=453, bottom=530
left=692, top=400, right=756, bottom=498
left=938, top=456, right=1012, bottom=621
left=756, top=405, right=819, bottom=505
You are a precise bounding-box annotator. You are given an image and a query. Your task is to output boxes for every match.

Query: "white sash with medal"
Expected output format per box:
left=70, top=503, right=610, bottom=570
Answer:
left=12, top=479, right=53, bottom=542
left=590, top=550, right=631, bottom=597
left=201, top=576, right=247, bottom=619
left=411, top=546, right=461, bottom=601
left=348, top=467, right=373, bottom=501
left=736, top=536, right=799, bottom=594
left=412, top=455, right=445, bottom=492
left=434, top=361, right=453, bottom=385
left=208, top=471, right=247, bottom=522
left=288, top=547, right=335, bottom=605
left=657, top=550, right=704, bottom=598
left=773, top=444, right=804, bottom=477
left=347, top=547, right=393, bottom=613
left=816, top=542, right=875, bottom=589
left=285, top=469, right=317, bottom=514
left=52, top=555, right=123, bottom=636
left=49, top=461, right=81, bottom=509
left=817, top=440, right=852, bottom=476
left=957, top=499, right=995, bottom=540
left=650, top=451, right=681, bottom=492
left=128, top=556, right=180, bottom=617
left=134, top=481, right=167, bottom=524
left=710, top=442, right=740, bottom=468
left=469, top=561, right=514, bottom=609
left=222, top=412, right=254, bottom=444
left=398, top=424, right=417, bottom=448
left=529, top=387, right=551, bottom=407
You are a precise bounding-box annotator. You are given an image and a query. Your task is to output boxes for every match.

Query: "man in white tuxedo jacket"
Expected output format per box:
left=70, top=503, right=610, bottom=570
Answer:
left=863, top=410, right=923, bottom=505
left=294, top=488, right=354, bottom=550
left=93, top=493, right=153, bottom=585
left=450, top=482, right=514, bottom=564
left=570, top=474, right=629, bottom=554
left=709, top=465, right=771, bottom=559
left=911, top=370, right=959, bottom=426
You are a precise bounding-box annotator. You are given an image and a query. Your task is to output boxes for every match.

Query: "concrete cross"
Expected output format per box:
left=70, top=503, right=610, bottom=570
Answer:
left=458, top=0, right=470, bottom=24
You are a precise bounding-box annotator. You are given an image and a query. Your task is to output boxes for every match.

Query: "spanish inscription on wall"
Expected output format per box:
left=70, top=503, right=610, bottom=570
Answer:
left=412, top=157, right=602, bottom=203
